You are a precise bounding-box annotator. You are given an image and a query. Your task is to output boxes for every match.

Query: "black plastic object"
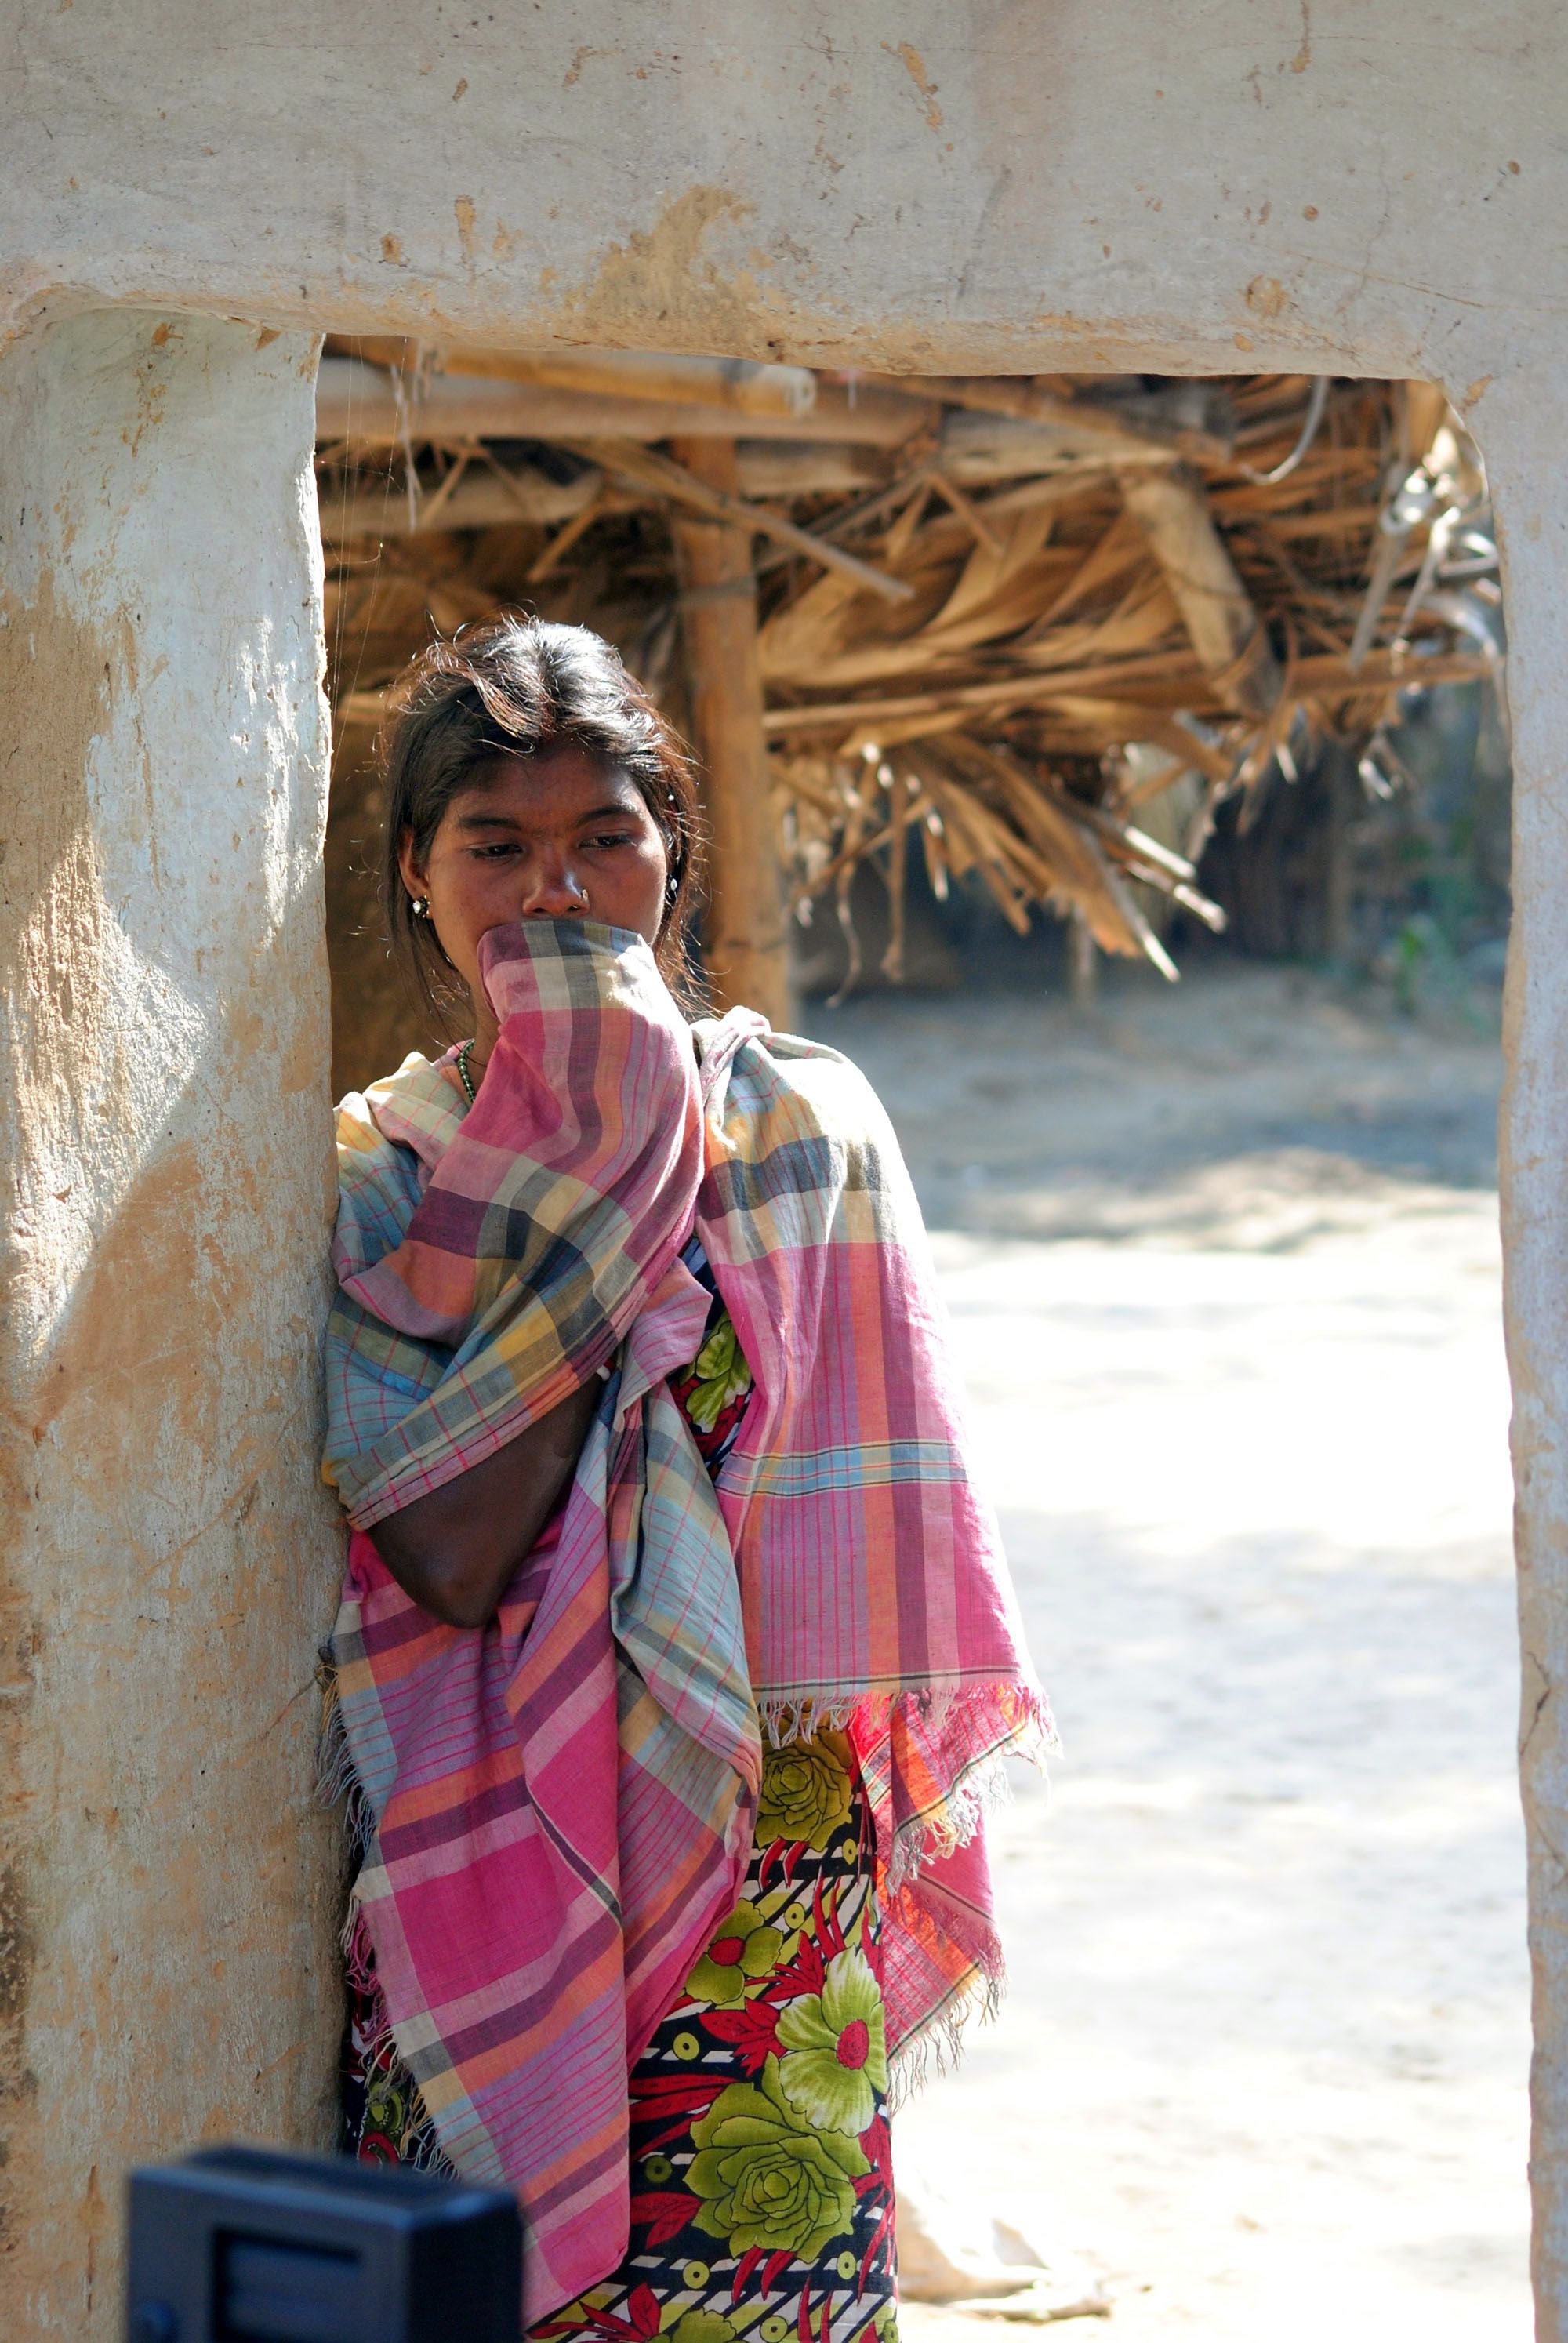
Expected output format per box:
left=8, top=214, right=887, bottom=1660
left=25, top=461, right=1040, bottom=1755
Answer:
left=124, top=2143, right=521, bottom=2343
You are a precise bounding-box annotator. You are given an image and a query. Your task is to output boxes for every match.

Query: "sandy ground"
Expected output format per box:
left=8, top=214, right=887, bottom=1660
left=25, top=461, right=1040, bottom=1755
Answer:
left=804, top=964, right=1529, bottom=2341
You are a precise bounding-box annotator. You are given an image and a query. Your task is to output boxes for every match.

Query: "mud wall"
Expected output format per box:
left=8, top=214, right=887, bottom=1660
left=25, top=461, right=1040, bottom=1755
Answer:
left=2, top=3, right=1567, bottom=2335
left=0, top=314, right=342, bottom=2335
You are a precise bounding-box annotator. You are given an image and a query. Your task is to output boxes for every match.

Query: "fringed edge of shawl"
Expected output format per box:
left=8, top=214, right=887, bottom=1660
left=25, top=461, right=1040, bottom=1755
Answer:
left=342, top=1900, right=461, bottom=2180
left=885, top=1931, right=1007, bottom=2112
left=758, top=1677, right=1055, bottom=1765
left=876, top=1680, right=1055, bottom=2105
left=757, top=1692, right=862, bottom=1747
left=342, top=1899, right=396, bottom=2065
left=875, top=1678, right=1058, bottom=1895
left=316, top=1651, right=376, bottom=1862
left=887, top=1747, right=1014, bottom=1896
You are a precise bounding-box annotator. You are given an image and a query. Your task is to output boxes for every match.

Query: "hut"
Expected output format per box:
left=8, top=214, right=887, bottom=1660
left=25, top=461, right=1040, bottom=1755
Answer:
left=317, top=351, right=1496, bottom=1088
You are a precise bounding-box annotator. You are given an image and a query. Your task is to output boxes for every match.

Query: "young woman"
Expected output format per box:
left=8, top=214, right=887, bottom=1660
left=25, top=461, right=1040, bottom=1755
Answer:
left=321, top=616, right=1051, bottom=2343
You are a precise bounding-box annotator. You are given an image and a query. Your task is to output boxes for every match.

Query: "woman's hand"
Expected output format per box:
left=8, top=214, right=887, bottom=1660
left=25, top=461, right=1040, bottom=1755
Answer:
left=368, top=1378, right=602, bottom=1628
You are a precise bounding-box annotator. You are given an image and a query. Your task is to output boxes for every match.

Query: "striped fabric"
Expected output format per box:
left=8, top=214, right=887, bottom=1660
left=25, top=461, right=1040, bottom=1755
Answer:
left=323, top=921, right=1051, bottom=2323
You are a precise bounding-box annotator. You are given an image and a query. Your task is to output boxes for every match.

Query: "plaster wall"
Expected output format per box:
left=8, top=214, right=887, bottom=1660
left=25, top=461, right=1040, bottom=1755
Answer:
left=0, top=314, right=342, bottom=2336
left=1, top=2, right=1565, bottom=2335
left=0, top=0, right=1560, bottom=394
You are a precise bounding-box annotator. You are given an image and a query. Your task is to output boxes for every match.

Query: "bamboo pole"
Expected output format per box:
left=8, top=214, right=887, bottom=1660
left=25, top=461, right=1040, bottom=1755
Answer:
left=437, top=345, right=818, bottom=420
left=581, top=437, right=912, bottom=605
left=325, top=336, right=817, bottom=419
left=1117, top=463, right=1285, bottom=720
left=856, top=373, right=1235, bottom=463
left=315, top=357, right=931, bottom=449
left=758, top=648, right=1488, bottom=738
left=669, top=438, right=793, bottom=1030
left=317, top=444, right=891, bottom=542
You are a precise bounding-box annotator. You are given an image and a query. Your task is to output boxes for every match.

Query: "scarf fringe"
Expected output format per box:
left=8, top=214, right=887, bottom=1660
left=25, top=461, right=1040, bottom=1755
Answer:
left=316, top=1656, right=376, bottom=1861
left=880, top=1680, right=1056, bottom=1894
left=886, top=1943, right=1007, bottom=2111
left=757, top=1692, right=862, bottom=1747
left=760, top=1680, right=1057, bottom=1757
left=887, top=1749, right=1015, bottom=1896
left=343, top=1898, right=397, bottom=2065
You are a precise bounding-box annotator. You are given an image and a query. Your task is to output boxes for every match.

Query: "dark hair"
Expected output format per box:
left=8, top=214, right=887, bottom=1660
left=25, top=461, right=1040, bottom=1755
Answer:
left=379, top=614, right=706, bottom=1026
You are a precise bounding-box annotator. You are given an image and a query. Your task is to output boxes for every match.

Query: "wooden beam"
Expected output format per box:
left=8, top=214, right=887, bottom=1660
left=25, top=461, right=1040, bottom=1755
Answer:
left=759, top=647, right=1488, bottom=736
left=856, top=373, right=1235, bottom=464
left=316, top=357, right=932, bottom=449
left=317, top=443, right=891, bottom=542
left=669, top=438, right=793, bottom=1030
left=326, top=335, right=818, bottom=419
left=582, top=438, right=913, bottom=605
left=441, top=345, right=817, bottom=420
left=319, top=465, right=608, bottom=537
left=1116, top=463, right=1285, bottom=721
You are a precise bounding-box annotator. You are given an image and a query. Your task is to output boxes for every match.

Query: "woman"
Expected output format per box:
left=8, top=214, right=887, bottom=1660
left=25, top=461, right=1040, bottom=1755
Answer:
left=321, top=616, right=1051, bottom=2343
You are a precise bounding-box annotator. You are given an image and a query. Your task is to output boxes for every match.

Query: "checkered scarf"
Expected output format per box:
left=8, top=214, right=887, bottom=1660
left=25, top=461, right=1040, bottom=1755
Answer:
left=323, top=921, right=1051, bottom=2320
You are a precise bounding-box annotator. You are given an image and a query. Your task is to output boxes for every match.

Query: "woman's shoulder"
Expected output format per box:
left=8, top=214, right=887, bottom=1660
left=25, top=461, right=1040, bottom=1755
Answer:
left=336, top=1050, right=466, bottom=1171
left=332, top=1052, right=468, bottom=1266
left=694, top=1015, right=899, bottom=1153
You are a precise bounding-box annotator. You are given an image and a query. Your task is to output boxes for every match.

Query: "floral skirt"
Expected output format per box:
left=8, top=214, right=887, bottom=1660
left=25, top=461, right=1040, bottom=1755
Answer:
left=344, top=1731, right=899, bottom=2343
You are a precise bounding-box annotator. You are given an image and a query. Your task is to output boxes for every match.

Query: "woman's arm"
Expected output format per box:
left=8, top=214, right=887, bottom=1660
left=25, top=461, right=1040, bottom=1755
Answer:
left=367, top=1378, right=601, bottom=1629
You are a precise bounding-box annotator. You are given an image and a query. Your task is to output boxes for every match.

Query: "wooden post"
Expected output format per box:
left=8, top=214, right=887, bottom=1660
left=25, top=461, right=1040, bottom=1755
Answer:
left=669, top=436, right=793, bottom=1029
left=1068, top=906, right=1099, bottom=1008
left=1320, top=739, right=1357, bottom=965
left=1118, top=463, right=1284, bottom=721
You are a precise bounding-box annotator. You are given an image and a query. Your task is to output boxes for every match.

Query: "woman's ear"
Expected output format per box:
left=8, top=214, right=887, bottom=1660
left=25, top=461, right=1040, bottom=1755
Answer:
left=396, top=831, right=426, bottom=903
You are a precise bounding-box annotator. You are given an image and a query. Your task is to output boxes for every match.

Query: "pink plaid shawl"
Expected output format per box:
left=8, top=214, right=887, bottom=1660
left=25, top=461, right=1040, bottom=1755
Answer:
left=324, top=921, right=1051, bottom=2320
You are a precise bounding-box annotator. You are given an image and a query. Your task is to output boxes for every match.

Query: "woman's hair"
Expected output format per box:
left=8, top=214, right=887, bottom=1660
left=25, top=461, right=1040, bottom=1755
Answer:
left=378, top=614, right=706, bottom=1025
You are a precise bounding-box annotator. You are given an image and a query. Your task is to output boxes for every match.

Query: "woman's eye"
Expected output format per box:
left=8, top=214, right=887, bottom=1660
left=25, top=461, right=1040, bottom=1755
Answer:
left=472, top=843, right=521, bottom=860
left=585, top=830, right=636, bottom=849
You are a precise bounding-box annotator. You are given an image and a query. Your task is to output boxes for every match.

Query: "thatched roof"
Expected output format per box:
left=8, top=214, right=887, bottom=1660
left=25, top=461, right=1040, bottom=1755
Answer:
left=318, top=345, right=1497, bottom=984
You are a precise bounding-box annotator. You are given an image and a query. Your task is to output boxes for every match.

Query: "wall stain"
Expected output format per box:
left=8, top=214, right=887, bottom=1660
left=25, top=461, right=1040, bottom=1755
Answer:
left=559, top=185, right=764, bottom=350
left=883, top=39, right=943, bottom=132
left=563, top=43, right=608, bottom=89
left=1290, top=2, right=1312, bottom=72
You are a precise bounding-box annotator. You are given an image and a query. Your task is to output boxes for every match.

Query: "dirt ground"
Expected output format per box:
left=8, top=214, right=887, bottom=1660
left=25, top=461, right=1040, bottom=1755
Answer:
left=804, top=963, right=1528, bottom=2341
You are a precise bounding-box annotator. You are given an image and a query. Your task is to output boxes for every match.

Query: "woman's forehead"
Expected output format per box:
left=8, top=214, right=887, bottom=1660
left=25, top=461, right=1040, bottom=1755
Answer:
left=450, top=749, right=641, bottom=822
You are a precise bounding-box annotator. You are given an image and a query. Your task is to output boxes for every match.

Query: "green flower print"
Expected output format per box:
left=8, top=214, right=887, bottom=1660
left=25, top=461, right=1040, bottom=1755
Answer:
left=775, top=1948, right=888, bottom=2136
left=685, top=1899, right=786, bottom=2007
left=688, top=2054, right=869, bottom=2260
left=684, top=1313, right=753, bottom=1433
left=664, top=2314, right=735, bottom=2343
left=756, top=1732, right=855, bottom=1853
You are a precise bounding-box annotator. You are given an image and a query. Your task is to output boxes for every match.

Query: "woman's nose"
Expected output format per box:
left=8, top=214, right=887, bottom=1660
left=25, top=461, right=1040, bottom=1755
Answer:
left=523, top=853, right=587, bottom=914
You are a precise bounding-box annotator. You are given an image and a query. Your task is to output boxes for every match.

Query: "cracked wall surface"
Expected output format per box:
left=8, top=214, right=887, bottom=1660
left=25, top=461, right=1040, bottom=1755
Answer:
left=2, top=2, right=1566, bottom=2334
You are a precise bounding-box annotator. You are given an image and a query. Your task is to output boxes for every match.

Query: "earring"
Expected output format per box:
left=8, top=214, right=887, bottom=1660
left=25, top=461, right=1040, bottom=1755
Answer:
left=666, top=874, right=680, bottom=902
left=410, top=896, right=430, bottom=920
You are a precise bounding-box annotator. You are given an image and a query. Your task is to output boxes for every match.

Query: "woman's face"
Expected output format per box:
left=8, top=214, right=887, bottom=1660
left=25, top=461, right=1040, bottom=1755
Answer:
left=398, top=749, right=672, bottom=1019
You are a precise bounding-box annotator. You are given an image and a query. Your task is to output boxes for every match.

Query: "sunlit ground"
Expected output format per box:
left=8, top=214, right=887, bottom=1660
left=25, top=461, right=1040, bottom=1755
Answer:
left=809, top=964, right=1527, bottom=2341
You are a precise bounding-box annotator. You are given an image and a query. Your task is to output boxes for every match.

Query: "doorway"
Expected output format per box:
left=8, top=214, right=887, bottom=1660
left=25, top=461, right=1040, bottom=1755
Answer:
left=314, top=347, right=1522, bottom=2336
